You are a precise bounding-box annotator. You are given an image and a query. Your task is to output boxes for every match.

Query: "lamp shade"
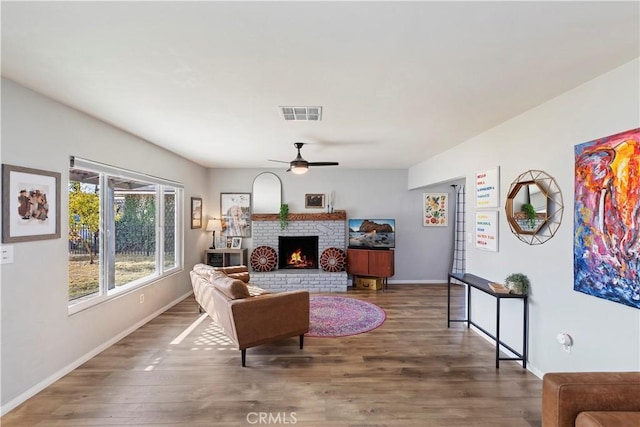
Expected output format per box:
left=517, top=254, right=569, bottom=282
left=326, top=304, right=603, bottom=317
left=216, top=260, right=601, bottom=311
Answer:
left=291, top=165, right=308, bottom=175
left=206, top=219, right=222, bottom=232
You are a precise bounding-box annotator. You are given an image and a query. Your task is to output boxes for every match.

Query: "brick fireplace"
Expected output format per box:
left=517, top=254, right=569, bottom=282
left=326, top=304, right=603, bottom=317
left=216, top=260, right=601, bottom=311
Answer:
left=250, top=211, right=348, bottom=292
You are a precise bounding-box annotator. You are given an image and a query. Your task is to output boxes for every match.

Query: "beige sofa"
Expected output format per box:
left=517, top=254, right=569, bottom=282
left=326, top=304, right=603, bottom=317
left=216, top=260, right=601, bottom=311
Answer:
left=542, top=372, right=640, bottom=427
left=190, top=264, right=309, bottom=366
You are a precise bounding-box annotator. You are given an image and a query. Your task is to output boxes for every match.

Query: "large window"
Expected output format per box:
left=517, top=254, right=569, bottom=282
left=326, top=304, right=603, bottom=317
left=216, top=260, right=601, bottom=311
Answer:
left=68, top=157, right=183, bottom=313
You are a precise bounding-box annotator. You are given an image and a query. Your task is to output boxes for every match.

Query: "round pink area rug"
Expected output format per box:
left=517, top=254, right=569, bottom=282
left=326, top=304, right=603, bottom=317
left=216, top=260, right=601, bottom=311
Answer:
left=306, top=296, right=386, bottom=338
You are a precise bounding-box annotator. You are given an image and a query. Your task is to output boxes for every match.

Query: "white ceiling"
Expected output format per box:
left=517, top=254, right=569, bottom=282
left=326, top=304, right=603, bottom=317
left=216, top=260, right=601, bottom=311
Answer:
left=2, top=2, right=638, bottom=170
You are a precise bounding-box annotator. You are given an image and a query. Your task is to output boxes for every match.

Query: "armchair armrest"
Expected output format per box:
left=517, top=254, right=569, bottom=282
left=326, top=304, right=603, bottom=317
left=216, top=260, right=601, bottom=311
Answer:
left=542, top=372, right=640, bottom=427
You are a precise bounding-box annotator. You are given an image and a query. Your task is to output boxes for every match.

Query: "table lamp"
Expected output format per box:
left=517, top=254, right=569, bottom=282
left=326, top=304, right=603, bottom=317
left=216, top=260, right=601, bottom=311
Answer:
left=206, top=219, right=223, bottom=249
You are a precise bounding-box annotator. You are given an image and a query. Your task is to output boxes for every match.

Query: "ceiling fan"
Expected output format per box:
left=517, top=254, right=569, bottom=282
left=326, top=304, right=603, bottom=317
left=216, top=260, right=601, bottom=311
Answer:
left=269, top=142, right=339, bottom=174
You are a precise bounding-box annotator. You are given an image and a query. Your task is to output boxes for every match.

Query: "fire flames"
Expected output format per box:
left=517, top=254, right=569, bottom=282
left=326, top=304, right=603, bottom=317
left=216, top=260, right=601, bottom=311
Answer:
left=287, top=248, right=314, bottom=268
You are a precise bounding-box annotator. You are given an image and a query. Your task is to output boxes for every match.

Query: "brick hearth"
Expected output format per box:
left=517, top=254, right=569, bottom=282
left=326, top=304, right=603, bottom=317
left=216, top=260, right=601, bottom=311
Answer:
left=251, top=211, right=348, bottom=292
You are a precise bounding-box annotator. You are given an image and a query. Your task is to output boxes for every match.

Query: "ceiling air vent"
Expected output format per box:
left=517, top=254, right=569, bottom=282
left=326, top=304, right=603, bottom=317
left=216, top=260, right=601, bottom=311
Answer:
left=279, top=106, right=322, bottom=121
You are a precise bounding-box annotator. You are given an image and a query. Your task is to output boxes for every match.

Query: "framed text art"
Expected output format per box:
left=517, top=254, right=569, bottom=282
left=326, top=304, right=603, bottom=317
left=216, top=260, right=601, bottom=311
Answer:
left=2, top=164, right=61, bottom=243
left=476, top=167, right=500, bottom=208
left=423, top=193, right=448, bottom=226
left=221, top=193, right=251, bottom=237
left=190, top=197, right=203, bottom=229
left=475, top=211, right=498, bottom=252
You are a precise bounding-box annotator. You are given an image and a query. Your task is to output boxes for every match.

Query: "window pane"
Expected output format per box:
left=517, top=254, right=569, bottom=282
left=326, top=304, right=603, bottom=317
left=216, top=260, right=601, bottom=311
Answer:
left=68, top=169, right=101, bottom=302
left=163, top=187, right=176, bottom=269
left=112, top=179, right=157, bottom=287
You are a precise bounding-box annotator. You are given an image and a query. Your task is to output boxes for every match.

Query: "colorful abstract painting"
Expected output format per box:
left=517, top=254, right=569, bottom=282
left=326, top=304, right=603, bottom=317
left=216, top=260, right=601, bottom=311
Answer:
left=574, top=128, right=640, bottom=309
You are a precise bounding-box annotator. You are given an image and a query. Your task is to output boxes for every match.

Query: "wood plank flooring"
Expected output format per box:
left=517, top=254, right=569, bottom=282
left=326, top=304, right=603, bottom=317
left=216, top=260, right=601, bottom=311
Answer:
left=1, top=284, right=542, bottom=426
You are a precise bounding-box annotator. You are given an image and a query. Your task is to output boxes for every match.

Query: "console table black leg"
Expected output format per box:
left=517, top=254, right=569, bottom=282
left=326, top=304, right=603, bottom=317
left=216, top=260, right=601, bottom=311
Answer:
left=496, top=298, right=501, bottom=369
left=447, top=276, right=451, bottom=328
left=523, top=297, right=528, bottom=369
left=467, top=283, right=471, bottom=329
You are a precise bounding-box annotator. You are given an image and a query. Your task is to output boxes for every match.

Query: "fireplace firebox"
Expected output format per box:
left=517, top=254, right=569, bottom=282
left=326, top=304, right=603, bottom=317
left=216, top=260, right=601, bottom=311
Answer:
left=278, top=236, right=319, bottom=269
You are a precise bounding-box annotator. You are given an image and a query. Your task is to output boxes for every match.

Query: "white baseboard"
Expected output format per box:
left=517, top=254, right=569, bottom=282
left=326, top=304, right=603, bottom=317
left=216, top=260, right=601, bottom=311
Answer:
left=387, top=279, right=447, bottom=284
left=0, top=291, right=194, bottom=417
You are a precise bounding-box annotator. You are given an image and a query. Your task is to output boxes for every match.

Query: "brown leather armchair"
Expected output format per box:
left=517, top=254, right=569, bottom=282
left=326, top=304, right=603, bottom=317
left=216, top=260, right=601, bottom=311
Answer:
left=542, top=372, right=640, bottom=427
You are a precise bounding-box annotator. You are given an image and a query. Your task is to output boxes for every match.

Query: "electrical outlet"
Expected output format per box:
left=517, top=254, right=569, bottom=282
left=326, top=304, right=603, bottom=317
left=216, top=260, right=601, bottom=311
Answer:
left=140, top=294, right=144, bottom=304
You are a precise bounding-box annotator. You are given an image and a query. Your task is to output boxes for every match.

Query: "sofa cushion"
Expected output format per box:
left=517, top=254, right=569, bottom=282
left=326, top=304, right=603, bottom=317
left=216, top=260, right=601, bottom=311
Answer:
left=210, top=271, right=250, bottom=300
left=213, top=265, right=251, bottom=283
left=576, top=411, right=640, bottom=427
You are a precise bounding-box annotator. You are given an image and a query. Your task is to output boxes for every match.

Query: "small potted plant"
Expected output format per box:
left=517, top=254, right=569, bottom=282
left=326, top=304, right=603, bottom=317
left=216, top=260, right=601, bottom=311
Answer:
left=505, top=273, right=530, bottom=295
left=279, top=204, right=289, bottom=230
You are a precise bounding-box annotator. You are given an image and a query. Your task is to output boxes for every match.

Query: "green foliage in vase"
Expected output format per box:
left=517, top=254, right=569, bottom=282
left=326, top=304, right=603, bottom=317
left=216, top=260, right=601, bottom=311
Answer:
left=279, top=204, right=289, bottom=230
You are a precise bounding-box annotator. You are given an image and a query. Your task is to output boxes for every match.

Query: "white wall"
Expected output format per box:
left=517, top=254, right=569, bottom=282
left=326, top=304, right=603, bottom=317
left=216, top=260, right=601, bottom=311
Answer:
left=408, top=59, right=640, bottom=375
left=206, top=168, right=457, bottom=283
left=0, top=79, right=210, bottom=413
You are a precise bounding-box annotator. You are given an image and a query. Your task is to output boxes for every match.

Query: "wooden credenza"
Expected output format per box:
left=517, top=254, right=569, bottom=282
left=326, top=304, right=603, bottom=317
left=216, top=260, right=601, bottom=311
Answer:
left=347, top=248, right=394, bottom=289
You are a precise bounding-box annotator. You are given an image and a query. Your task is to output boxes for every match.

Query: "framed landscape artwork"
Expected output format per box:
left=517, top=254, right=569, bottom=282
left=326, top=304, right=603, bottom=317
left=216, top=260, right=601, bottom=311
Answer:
left=305, top=193, right=325, bottom=209
left=190, top=197, right=202, bottom=229
left=2, top=164, right=61, bottom=243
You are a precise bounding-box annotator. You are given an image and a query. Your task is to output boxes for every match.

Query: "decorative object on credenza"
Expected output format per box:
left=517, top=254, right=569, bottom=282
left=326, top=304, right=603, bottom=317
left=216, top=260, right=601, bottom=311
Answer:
left=574, top=127, right=639, bottom=309
left=505, top=273, right=530, bottom=295
left=305, top=296, right=386, bottom=338
left=206, top=219, right=222, bottom=249
left=231, top=237, right=242, bottom=249
left=2, top=164, right=61, bottom=243
left=190, top=197, right=203, bottom=229
left=505, top=169, right=563, bottom=246
left=221, top=192, right=251, bottom=237
left=423, top=193, right=448, bottom=226
left=279, top=203, right=289, bottom=230
left=305, top=193, right=325, bottom=209
left=250, top=246, right=277, bottom=272
left=319, top=247, right=346, bottom=272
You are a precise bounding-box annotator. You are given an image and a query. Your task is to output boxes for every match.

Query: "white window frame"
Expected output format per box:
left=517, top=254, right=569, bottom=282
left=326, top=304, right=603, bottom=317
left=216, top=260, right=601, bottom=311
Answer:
left=68, top=157, right=184, bottom=315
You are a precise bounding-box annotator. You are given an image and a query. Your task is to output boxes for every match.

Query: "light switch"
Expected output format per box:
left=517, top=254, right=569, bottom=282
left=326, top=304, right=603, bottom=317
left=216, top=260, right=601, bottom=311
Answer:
left=1, top=245, right=15, bottom=264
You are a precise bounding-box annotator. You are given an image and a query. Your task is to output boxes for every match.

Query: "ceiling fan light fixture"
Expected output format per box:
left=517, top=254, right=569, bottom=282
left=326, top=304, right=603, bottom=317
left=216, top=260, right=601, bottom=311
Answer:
left=290, top=164, right=308, bottom=175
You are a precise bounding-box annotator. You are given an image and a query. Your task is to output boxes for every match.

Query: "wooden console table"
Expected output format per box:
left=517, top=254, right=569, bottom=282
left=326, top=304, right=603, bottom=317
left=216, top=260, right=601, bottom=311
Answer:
left=447, top=272, right=528, bottom=369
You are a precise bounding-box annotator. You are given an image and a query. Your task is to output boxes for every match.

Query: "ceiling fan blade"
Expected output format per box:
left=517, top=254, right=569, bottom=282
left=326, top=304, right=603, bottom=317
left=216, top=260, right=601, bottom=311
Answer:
left=268, top=159, right=290, bottom=164
left=308, top=162, right=339, bottom=166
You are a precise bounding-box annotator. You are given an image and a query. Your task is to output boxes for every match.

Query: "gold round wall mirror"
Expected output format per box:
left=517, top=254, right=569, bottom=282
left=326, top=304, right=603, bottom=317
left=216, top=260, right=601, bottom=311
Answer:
left=505, top=170, right=564, bottom=245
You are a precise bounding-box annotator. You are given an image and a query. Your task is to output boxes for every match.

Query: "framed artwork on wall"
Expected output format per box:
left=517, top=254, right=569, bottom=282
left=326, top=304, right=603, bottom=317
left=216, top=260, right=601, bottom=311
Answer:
left=305, top=193, right=325, bottom=209
left=2, top=164, right=61, bottom=243
left=190, top=197, right=203, bottom=229
left=221, top=192, right=251, bottom=237
left=574, top=127, right=640, bottom=309
left=475, top=167, right=500, bottom=208
left=423, top=193, right=448, bottom=226
left=475, top=211, right=498, bottom=252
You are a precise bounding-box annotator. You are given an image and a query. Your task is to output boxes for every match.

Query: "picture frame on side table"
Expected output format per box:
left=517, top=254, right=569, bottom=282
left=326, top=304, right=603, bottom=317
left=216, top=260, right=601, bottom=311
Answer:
left=190, top=197, right=203, bottom=229
left=2, top=164, right=61, bottom=243
left=305, top=193, right=325, bottom=209
left=221, top=193, right=251, bottom=237
left=231, top=237, right=242, bottom=249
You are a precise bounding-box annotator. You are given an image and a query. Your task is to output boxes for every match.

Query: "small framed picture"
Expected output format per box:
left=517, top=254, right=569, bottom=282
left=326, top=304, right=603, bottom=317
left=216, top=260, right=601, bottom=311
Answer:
left=2, top=164, right=61, bottom=243
left=190, top=197, right=203, bottom=229
left=305, top=193, right=325, bottom=209
left=226, top=236, right=232, bottom=248
left=231, top=237, right=242, bottom=249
